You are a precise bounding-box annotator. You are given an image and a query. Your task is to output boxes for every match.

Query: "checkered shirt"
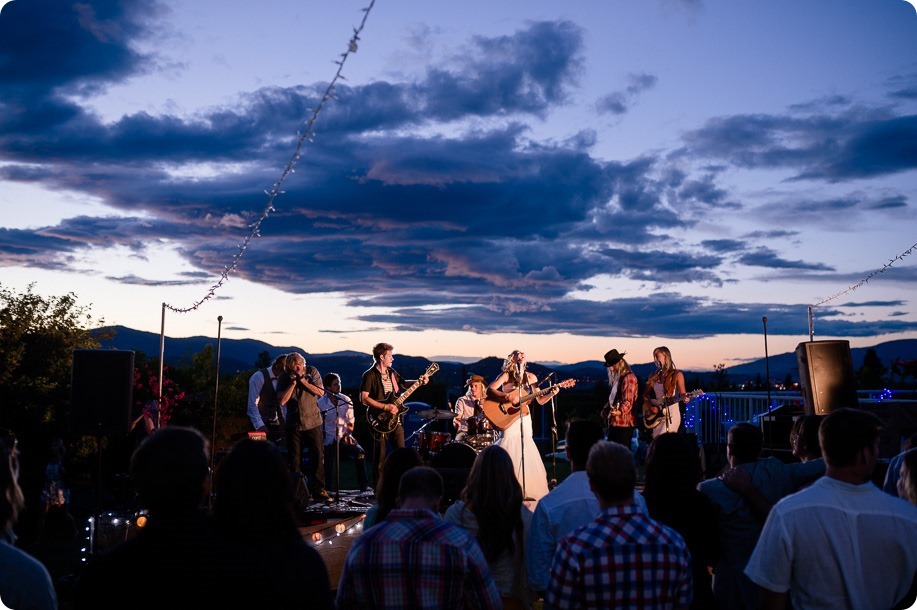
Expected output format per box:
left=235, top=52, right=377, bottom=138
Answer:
left=336, top=508, right=502, bottom=610
left=545, top=504, right=693, bottom=610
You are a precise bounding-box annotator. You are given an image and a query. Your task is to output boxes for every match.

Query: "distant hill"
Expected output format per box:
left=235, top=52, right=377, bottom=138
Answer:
left=92, top=326, right=917, bottom=388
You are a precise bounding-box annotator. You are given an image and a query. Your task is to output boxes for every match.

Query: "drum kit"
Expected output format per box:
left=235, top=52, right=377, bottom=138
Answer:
left=412, top=408, right=500, bottom=461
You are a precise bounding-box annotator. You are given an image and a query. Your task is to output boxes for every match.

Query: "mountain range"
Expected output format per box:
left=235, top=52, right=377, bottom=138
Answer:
left=92, top=326, right=917, bottom=389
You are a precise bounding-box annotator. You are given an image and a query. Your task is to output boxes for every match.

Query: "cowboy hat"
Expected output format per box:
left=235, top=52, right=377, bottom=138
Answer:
left=603, top=349, right=626, bottom=367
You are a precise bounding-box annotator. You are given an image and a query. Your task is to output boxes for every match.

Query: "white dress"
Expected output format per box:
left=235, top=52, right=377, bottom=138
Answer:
left=495, top=409, right=550, bottom=507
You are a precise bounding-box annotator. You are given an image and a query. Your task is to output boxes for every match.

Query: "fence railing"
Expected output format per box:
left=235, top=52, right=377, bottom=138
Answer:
left=688, top=389, right=917, bottom=445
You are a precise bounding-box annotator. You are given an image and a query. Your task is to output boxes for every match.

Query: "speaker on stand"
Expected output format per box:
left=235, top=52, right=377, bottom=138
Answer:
left=795, top=340, right=858, bottom=416
left=70, top=349, right=135, bottom=552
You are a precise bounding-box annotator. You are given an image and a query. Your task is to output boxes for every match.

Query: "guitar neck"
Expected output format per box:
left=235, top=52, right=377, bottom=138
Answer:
left=394, top=380, right=421, bottom=407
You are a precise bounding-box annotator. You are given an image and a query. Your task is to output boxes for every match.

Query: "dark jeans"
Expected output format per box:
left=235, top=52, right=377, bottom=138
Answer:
left=607, top=426, right=635, bottom=449
left=324, top=440, right=370, bottom=491
left=287, top=425, right=326, bottom=494
left=372, top=424, right=404, bottom=485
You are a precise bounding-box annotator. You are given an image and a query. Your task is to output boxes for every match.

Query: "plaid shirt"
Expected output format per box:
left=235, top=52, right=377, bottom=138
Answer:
left=545, top=504, right=693, bottom=610
left=336, top=508, right=502, bottom=610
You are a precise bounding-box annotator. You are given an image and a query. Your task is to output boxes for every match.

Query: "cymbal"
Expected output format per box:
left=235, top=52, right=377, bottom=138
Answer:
left=417, top=409, right=457, bottom=420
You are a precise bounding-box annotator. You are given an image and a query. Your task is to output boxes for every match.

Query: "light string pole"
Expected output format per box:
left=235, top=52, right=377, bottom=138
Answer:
left=153, top=1, right=378, bottom=401
left=211, top=315, right=224, bottom=489
left=762, top=316, right=771, bottom=409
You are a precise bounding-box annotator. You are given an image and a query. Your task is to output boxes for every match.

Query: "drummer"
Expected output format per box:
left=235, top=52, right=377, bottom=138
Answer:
left=454, top=374, right=487, bottom=443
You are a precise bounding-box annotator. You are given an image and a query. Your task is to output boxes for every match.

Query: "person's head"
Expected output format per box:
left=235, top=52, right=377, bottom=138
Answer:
left=790, top=415, right=823, bottom=461
left=726, top=423, right=763, bottom=465
left=465, top=374, right=486, bottom=399
left=323, top=373, right=342, bottom=393
left=396, top=466, right=443, bottom=511
left=375, top=447, right=424, bottom=520
left=372, top=343, right=394, bottom=365
left=212, top=438, right=299, bottom=540
left=603, top=349, right=632, bottom=381
left=461, top=445, right=523, bottom=562
left=462, top=445, right=521, bottom=507
left=0, top=437, right=24, bottom=531
left=502, top=350, right=526, bottom=375
left=897, top=449, right=917, bottom=505
left=565, top=419, right=604, bottom=470
left=130, top=426, right=210, bottom=516
left=819, top=408, right=882, bottom=475
left=284, top=353, right=306, bottom=376
left=644, top=432, right=703, bottom=494
left=653, top=346, right=675, bottom=371
left=271, top=355, right=287, bottom=375
left=587, top=440, right=637, bottom=505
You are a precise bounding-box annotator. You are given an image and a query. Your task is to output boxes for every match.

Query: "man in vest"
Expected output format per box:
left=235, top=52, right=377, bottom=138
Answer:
left=246, top=354, right=287, bottom=443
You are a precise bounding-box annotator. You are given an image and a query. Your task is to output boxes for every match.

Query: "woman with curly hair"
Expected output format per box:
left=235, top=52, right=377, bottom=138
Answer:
left=443, top=444, right=535, bottom=610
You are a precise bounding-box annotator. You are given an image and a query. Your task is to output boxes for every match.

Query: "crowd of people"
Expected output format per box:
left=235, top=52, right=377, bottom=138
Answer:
left=2, top=342, right=916, bottom=609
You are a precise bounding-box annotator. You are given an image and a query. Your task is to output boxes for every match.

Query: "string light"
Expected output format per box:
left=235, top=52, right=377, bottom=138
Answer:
left=310, top=515, right=366, bottom=546
left=164, top=0, right=378, bottom=314
left=812, top=241, right=917, bottom=308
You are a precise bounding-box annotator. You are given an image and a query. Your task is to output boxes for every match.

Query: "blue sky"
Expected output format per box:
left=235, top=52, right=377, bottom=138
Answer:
left=1, top=0, right=915, bottom=369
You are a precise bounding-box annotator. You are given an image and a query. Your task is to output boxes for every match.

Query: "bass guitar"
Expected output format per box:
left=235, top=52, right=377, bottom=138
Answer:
left=643, top=389, right=704, bottom=429
left=481, top=378, right=576, bottom=431
left=366, top=362, right=439, bottom=434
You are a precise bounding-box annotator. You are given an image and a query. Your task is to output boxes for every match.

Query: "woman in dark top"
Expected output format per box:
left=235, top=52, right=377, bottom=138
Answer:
left=642, top=432, right=720, bottom=610
left=212, top=438, right=334, bottom=609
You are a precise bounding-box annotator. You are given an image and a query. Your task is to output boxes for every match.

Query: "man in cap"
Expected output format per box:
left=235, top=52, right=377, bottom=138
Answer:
left=599, top=349, right=639, bottom=448
left=454, top=373, right=488, bottom=444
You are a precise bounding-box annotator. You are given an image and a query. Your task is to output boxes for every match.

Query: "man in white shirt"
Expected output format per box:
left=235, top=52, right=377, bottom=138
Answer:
left=745, top=408, right=917, bottom=610
left=246, top=354, right=287, bottom=439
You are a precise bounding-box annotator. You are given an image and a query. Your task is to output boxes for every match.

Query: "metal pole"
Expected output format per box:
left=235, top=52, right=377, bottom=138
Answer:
left=763, top=316, right=771, bottom=409
left=158, top=303, right=166, bottom=429
left=808, top=306, right=814, bottom=342
left=209, top=316, right=223, bottom=508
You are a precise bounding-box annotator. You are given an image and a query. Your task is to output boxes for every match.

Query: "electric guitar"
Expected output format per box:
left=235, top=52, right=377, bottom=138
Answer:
left=481, top=378, right=576, bottom=431
left=365, top=362, right=439, bottom=434
left=643, top=389, right=703, bottom=429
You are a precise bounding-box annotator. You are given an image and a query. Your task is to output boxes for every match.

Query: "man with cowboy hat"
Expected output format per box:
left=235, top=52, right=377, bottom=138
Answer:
left=454, top=374, right=489, bottom=444
left=599, top=349, right=638, bottom=448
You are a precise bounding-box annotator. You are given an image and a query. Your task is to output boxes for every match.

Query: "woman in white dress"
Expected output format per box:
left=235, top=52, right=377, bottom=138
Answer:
left=487, top=349, right=553, bottom=505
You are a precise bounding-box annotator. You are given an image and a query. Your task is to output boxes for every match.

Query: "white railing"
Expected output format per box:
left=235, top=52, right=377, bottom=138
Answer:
left=688, top=389, right=917, bottom=445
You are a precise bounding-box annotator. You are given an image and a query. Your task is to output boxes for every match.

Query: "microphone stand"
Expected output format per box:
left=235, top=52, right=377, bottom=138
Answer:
left=544, top=374, right=558, bottom=490
left=517, top=364, right=533, bottom=503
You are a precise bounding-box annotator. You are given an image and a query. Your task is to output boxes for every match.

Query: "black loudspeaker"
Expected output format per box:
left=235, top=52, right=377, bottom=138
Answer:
left=795, top=341, right=858, bottom=416
left=71, top=349, right=135, bottom=435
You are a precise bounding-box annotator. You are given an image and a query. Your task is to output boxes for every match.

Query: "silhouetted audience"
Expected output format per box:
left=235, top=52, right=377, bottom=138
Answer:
left=545, top=440, right=692, bottom=609
left=211, top=438, right=334, bottom=609
left=697, top=422, right=824, bottom=610
left=362, top=446, right=423, bottom=528
left=898, top=448, right=917, bottom=505
left=444, top=445, right=534, bottom=610
left=883, top=432, right=917, bottom=498
left=745, top=408, right=917, bottom=610
left=73, top=426, right=231, bottom=609
left=643, top=432, right=719, bottom=609
left=1, top=436, right=57, bottom=610
left=789, top=414, right=823, bottom=462
left=337, top=466, right=501, bottom=609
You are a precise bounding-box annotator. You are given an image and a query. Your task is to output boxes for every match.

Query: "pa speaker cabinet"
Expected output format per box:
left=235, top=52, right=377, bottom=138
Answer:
left=71, top=349, right=135, bottom=435
left=795, top=340, right=858, bottom=416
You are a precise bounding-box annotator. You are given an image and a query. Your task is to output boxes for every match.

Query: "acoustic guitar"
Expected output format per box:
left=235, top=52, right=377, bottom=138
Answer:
left=481, top=378, right=576, bottom=430
left=365, top=362, right=439, bottom=434
left=643, top=389, right=704, bottom=429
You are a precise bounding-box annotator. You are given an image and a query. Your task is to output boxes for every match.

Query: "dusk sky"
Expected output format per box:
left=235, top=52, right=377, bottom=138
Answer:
left=1, top=0, right=916, bottom=370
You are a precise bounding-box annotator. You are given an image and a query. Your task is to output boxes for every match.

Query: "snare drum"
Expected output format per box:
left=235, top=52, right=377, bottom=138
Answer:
left=467, top=415, right=498, bottom=449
